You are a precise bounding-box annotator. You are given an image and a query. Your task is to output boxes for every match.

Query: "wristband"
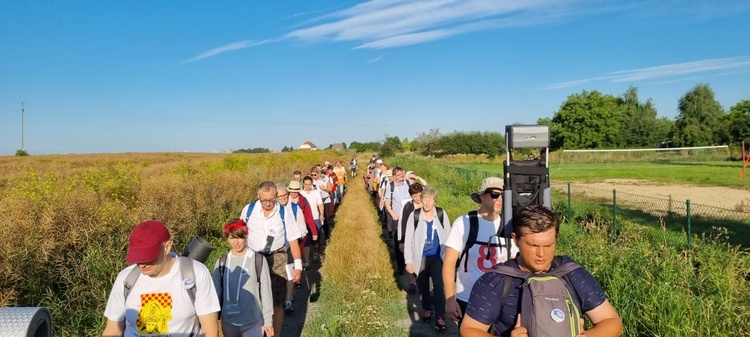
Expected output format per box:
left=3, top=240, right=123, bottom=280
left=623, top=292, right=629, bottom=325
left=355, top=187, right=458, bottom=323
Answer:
left=294, top=259, right=303, bottom=270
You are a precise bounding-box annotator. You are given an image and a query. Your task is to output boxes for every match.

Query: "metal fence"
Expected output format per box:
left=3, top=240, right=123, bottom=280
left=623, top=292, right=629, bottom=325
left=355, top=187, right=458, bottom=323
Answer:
left=435, top=162, right=750, bottom=249
left=557, top=183, right=750, bottom=248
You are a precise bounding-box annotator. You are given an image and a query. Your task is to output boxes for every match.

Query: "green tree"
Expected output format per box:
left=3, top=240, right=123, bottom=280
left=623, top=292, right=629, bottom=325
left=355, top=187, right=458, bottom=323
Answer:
left=727, top=99, right=750, bottom=144
left=549, top=90, right=620, bottom=150
left=379, top=136, right=402, bottom=158
left=414, top=128, right=441, bottom=156
left=673, top=84, right=726, bottom=146
left=618, top=87, right=661, bottom=147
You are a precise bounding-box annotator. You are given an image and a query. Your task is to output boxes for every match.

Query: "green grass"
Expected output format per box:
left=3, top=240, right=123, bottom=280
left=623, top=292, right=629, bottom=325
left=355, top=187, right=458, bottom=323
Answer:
left=454, top=161, right=745, bottom=187
left=389, top=154, right=750, bottom=337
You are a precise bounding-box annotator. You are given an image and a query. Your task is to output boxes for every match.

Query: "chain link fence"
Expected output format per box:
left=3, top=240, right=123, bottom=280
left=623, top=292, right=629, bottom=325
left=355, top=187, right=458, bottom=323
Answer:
left=426, top=161, right=750, bottom=249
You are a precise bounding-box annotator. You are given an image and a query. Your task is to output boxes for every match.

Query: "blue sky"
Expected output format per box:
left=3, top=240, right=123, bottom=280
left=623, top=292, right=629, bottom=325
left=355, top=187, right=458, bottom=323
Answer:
left=1, top=0, right=749, bottom=155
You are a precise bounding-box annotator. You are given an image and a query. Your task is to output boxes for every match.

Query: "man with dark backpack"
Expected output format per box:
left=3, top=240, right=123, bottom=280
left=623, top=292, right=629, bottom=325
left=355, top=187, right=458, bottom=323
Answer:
left=442, top=177, right=518, bottom=328
left=461, top=205, right=623, bottom=337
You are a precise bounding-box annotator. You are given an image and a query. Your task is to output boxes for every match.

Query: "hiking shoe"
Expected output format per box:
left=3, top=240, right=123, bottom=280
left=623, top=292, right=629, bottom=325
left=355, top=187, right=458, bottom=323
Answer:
left=435, top=316, right=446, bottom=331
left=284, top=301, right=294, bottom=313
left=422, top=309, right=433, bottom=322
left=408, top=283, right=417, bottom=295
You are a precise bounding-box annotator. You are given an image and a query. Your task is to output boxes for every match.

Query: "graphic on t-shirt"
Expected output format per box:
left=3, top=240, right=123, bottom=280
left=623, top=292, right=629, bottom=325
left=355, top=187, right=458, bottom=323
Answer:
left=137, top=293, right=173, bottom=335
left=476, top=244, right=503, bottom=272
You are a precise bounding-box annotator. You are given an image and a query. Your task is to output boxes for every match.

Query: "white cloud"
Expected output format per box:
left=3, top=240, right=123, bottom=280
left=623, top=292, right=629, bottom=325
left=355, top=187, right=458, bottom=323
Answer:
left=545, top=56, right=750, bottom=89
left=183, top=39, right=275, bottom=63
left=366, top=56, right=383, bottom=63
left=286, top=0, right=592, bottom=48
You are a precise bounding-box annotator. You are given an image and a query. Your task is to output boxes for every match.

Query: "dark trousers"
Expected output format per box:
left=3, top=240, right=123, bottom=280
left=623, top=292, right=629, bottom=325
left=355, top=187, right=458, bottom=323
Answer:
left=417, top=256, right=446, bottom=318
left=394, top=235, right=405, bottom=272
left=323, top=202, right=334, bottom=236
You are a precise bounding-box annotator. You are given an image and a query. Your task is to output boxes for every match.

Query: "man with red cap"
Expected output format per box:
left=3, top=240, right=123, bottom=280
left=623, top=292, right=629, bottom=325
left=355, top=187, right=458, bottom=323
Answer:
left=102, top=220, right=220, bottom=337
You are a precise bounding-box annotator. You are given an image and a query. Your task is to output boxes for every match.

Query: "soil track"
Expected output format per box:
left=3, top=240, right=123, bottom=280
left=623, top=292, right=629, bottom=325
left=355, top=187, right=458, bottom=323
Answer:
left=553, top=179, right=750, bottom=211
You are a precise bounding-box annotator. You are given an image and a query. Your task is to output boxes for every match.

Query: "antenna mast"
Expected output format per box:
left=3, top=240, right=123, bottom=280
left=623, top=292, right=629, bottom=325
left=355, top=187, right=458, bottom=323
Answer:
left=21, top=102, right=25, bottom=150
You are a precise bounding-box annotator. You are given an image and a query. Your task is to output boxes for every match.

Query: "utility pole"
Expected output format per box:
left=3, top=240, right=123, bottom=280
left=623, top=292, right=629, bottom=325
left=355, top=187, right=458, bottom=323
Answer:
left=21, top=102, right=25, bottom=150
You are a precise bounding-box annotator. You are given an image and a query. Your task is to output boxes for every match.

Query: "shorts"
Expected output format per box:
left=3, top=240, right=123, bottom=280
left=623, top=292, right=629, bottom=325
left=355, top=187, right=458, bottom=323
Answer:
left=264, top=248, right=289, bottom=305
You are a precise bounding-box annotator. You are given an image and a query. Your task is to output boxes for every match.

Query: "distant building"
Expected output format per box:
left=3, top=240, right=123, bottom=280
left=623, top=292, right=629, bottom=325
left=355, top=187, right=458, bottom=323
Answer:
left=331, top=142, right=346, bottom=150
left=299, top=141, right=318, bottom=151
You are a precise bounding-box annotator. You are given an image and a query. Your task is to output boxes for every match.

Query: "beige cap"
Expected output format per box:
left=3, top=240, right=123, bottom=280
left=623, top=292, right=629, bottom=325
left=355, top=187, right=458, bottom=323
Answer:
left=470, top=177, right=504, bottom=204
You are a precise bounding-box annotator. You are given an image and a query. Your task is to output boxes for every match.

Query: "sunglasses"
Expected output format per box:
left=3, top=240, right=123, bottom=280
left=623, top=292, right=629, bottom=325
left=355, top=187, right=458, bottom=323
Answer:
left=485, top=190, right=502, bottom=199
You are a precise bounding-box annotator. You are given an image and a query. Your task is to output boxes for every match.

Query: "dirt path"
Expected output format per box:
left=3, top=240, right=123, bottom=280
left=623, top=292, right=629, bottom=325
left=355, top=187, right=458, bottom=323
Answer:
left=553, top=179, right=750, bottom=211
left=277, top=238, right=326, bottom=336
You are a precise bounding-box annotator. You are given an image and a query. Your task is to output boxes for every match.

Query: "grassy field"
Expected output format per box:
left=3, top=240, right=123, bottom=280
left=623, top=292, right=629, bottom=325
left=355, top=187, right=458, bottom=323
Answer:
left=0, top=151, right=350, bottom=336
left=453, top=160, right=746, bottom=187
left=389, top=154, right=750, bottom=337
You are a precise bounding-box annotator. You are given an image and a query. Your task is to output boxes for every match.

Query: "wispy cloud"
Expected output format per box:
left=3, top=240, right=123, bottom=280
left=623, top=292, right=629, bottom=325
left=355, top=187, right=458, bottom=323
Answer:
left=183, top=39, right=275, bottom=63
left=286, top=0, right=598, bottom=49
left=185, top=0, right=750, bottom=62
left=545, top=56, right=750, bottom=89
left=366, top=56, right=383, bottom=64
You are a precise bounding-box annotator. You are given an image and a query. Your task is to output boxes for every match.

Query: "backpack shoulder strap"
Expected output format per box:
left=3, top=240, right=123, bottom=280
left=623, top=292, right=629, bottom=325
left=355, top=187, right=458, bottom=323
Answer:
left=255, top=251, right=263, bottom=283
left=436, top=207, right=445, bottom=228
left=291, top=202, right=298, bottom=220
left=179, top=256, right=197, bottom=304
left=244, top=202, right=256, bottom=223
left=412, top=208, right=422, bottom=230
left=551, top=256, right=583, bottom=311
left=456, top=211, right=480, bottom=272
left=123, top=265, right=141, bottom=301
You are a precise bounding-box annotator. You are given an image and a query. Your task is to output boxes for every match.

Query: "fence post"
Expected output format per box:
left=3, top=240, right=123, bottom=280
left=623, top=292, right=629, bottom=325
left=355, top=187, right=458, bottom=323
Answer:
left=567, top=183, right=572, bottom=223
left=612, top=189, right=617, bottom=242
left=686, top=199, right=692, bottom=249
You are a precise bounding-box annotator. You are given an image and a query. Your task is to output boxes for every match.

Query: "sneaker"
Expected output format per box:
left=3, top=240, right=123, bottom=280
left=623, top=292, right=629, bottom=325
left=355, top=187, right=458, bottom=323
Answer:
left=422, top=309, right=433, bottom=322
left=284, top=301, right=294, bottom=313
left=408, top=283, right=417, bottom=295
left=435, top=316, right=446, bottom=331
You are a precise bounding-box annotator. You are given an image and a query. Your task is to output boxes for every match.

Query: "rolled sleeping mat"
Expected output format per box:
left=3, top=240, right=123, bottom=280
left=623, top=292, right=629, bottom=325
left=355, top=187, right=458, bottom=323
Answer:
left=182, top=236, right=213, bottom=264
left=0, top=307, right=52, bottom=337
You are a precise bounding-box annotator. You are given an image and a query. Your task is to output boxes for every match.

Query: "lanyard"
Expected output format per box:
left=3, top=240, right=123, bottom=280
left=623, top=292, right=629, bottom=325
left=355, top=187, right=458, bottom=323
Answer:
left=226, top=252, right=249, bottom=302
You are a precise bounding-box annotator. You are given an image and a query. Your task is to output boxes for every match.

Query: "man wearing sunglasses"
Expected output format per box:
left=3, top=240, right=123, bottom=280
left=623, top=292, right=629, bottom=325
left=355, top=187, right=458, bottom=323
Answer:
left=442, top=177, right=519, bottom=328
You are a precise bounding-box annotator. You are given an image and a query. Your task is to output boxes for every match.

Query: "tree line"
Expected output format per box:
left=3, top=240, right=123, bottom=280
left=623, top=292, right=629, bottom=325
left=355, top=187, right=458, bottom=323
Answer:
left=346, top=83, right=749, bottom=157
left=539, top=84, right=750, bottom=150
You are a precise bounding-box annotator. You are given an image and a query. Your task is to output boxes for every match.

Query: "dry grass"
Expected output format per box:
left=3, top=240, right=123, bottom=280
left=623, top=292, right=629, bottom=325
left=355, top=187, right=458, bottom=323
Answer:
left=0, top=151, right=350, bottom=336
left=304, top=173, right=406, bottom=337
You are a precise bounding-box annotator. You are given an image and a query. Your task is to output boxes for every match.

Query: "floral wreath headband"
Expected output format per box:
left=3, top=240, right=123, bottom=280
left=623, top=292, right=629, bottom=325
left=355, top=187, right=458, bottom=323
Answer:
left=223, top=219, right=248, bottom=234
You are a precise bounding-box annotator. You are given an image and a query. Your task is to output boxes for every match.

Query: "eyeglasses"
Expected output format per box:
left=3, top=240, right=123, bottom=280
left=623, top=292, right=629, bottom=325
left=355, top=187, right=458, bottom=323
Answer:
left=259, top=198, right=276, bottom=204
left=485, top=190, right=502, bottom=199
left=276, top=193, right=288, bottom=199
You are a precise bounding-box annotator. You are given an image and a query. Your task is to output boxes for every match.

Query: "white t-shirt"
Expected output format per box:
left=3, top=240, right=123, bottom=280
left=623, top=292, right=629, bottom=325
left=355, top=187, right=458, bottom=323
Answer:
left=287, top=201, right=308, bottom=236
left=240, top=201, right=302, bottom=252
left=300, top=189, right=323, bottom=220
left=444, top=213, right=519, bottom=302
left=103, top=254, right=220, bottom=336
left=315, top=176, right=331, bottom=201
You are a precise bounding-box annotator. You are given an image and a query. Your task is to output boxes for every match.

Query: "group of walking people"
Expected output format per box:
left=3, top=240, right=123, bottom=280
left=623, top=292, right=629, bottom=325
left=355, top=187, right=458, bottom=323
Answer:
left=365, top=156, right=623, bottom=336
left=102, top=160, right=348, bottom=337
left=101, top=154, right=623, bottom=337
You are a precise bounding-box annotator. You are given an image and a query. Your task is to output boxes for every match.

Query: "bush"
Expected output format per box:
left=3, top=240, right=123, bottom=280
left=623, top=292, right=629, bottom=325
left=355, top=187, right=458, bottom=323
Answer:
left=15, top=149, right=28, bottom=156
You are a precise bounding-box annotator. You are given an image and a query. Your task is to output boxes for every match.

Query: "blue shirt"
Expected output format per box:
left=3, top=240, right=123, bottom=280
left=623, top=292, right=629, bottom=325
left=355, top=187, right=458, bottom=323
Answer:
left=422, top=220, right=441, bottom=257
left=465, top=256, right=607, bottom=336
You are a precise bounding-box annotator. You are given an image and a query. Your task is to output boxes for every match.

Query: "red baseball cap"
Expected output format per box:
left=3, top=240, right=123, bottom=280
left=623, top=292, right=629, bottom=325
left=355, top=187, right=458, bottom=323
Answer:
left=126, top=220, right=170, bottom=264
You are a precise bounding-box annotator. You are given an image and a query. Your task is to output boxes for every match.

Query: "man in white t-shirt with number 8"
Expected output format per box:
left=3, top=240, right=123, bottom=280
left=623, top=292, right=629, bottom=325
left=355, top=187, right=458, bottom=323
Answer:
left=442, top=177, right=519, bottom=328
